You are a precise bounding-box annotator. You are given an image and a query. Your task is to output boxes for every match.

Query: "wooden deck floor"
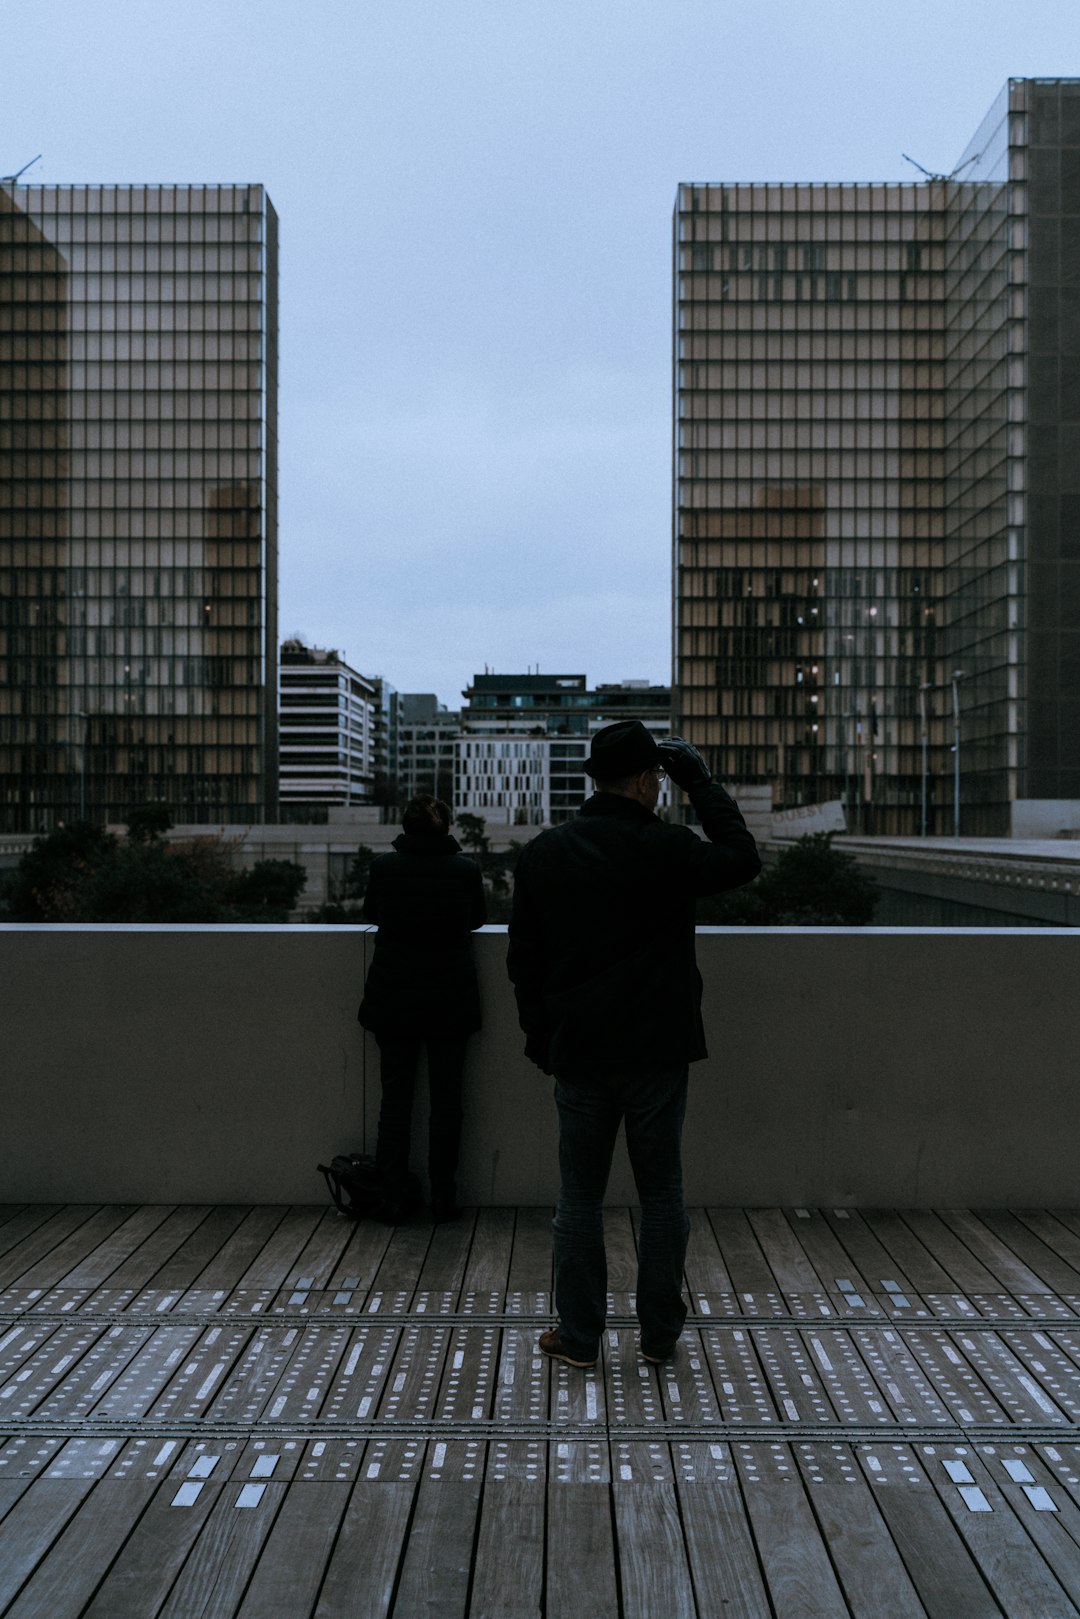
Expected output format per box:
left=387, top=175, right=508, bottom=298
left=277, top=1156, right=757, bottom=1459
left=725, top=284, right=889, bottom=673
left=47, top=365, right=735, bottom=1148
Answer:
left=6, top=1207, right=1080, bottom=1616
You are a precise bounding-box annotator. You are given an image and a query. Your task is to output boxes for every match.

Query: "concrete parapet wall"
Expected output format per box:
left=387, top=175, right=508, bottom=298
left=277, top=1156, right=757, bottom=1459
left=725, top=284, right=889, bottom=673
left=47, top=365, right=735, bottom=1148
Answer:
left=3, top=925, right=1077, bottom=1207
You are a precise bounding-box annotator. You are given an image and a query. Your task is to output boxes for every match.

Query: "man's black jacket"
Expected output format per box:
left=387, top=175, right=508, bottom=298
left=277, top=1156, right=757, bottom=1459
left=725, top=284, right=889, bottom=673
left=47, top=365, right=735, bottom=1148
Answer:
left=506, top=783, right=761, bottom=1078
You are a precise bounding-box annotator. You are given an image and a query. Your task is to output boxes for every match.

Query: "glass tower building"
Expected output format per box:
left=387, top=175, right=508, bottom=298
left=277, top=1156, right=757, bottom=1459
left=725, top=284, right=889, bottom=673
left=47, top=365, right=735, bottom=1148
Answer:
left=0, top=182, right=278, bottom=831
left=674, top=79, right=1079, bottom=836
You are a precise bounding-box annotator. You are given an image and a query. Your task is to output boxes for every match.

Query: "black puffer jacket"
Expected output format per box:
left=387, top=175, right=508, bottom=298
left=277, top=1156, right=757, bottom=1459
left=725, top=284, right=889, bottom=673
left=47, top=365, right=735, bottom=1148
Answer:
left=358, top=832, right=487, bottom=1038
left=506, top=782, right=760, bottom=1078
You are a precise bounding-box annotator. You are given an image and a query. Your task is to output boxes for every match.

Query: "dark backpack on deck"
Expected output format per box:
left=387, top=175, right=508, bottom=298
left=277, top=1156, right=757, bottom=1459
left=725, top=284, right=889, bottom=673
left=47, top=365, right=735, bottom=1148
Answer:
left=317, top=1153, right=421, bottom=1225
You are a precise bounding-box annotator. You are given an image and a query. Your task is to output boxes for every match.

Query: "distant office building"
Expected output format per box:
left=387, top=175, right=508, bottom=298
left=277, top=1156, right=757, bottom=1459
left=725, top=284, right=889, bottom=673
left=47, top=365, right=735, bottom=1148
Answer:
left=370, top=677, right=399, bottom=806
left=457, top=673, right=673, bottom=822
left=398, top=694, right=460, bottom=803
left=0, top=182, right=278, bottom=831
left=674, top=78, right=1079, bottom=836
left=278, top=640, right=378, bottom=819
left=462, top=672, right=671, bottom=742
left=455, top=735, right=588, bottom=825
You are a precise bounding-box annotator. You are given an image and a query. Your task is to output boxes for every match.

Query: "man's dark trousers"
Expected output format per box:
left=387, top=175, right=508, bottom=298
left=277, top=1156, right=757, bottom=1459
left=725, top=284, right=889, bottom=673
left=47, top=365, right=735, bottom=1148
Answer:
left=552, top=1064, right=690, bottom=1360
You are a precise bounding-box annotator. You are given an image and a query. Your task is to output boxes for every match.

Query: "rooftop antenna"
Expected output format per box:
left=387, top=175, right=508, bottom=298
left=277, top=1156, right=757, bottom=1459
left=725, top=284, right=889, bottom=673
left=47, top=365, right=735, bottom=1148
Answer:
left=1, top=154, right=42, bottom=184
left=901, top=150, right=981, bottom=183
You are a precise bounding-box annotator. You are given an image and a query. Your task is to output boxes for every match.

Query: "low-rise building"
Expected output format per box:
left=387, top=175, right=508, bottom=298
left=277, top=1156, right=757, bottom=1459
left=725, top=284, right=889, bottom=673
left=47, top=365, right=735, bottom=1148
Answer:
left=397, top=694, right=460, bottom=803
left=278, top=641, right=379, bottom=820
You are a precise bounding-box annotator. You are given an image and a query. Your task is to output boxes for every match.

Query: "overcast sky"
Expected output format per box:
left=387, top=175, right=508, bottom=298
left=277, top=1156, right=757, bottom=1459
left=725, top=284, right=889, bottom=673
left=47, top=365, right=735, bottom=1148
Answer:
left=5, top=1, right=1077, bottom=705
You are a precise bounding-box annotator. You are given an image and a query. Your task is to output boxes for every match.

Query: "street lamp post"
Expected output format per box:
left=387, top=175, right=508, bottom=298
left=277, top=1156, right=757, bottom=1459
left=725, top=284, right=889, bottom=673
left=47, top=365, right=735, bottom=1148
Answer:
left=918, top=682, right=932, bottom=837
left=74, top=711, right=89, bottom=821
left=951, top=671, right=965, bottom=839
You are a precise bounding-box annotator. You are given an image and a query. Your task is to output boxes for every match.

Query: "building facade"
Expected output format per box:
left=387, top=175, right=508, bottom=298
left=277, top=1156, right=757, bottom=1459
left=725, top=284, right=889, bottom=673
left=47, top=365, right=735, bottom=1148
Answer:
left=674, top=78, right=1079, bottom=836
left=278, top=640, right=378, bottom=819
left=461, top=672, right=671, bottom=741
left=0, top=182, right=278, bottom=831
left=455, top=735, right=588, bottom=825
left=397, top=693, right=460, bottom=804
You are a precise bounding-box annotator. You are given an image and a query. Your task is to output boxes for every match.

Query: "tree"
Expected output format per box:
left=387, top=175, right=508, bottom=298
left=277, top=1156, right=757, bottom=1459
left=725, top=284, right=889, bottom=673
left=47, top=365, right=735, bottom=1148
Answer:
left=1, top=822, right=307, bottom=924
left=696, top=833, right=878, bottom=926
left=345, top=843, right=376, bottom=899
left=228, top=859, right=308, bottom=920
left=3, top=821, right=118, bottom=922
left=456, top=813, right=489, bottom=856
left=124, top=803, right=173, bottom=844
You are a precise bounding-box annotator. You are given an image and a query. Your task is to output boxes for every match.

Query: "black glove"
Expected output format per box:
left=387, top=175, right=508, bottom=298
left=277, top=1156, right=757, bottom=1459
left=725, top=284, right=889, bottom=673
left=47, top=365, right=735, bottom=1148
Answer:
left=658, top=736, right=712, bottom=792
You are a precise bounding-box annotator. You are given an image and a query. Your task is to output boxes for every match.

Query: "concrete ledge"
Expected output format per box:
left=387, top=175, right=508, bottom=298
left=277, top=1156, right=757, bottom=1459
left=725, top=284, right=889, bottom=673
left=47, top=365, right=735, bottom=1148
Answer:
left=3, top=925, right=1078, bottom=1206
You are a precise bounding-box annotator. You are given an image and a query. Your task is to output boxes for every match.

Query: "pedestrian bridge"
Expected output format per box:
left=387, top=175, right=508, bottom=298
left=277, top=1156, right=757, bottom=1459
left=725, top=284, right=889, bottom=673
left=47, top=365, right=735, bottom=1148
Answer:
left=4, top=925, right=1080, bottom=1615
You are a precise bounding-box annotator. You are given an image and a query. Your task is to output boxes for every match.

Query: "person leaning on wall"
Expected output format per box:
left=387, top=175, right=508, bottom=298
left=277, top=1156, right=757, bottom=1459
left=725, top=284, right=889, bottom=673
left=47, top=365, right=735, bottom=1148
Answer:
left=357, top=794, right=487, bottom=1222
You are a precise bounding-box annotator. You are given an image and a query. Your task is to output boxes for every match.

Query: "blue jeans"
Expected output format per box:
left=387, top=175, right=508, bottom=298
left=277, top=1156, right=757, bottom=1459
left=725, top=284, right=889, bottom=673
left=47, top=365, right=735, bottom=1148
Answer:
left=552, top=1065, right=690, bottom=1359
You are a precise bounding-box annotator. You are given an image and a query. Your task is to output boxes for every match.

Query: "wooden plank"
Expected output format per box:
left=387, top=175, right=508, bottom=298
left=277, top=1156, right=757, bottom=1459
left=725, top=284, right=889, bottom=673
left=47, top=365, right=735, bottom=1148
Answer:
left=751, top=1327, right=839, bottom=1426
left=898, top=1212, right=1004, bottom=1295
left=155, top=1480, right=281, bottom=1619
left=0, top=1477, right=98, bottom=1610
left=794, top=1444, right=926, bottom=1617
left=312, top=1480, right=415, bottom=1618
left=937, top=1209, right=1055, bottom=1295
left=611, top=1480, right=696, bottom=1618
left=390, top=1478, right=481, bottom=1617
left=677, top=1479, right=774, bottom=1618
left=84, top=1479, right=280, bottom=1618
left=747, top=1209, right=826, bottom=1294
left=733, top=1444, right=850, bottom=1618
left=367, top=1221, right=435, bottom=1301
left=855, top=1447, right=1001, bottom=1619
left=234, top=1207, right=327, bottom=1290
left=235, top=1482, right=350, bottom=1618
left=861, top=1210, right=961, bottom=1294
left=777, top=1208, right=875, bottom=1299
left=682, top=1205, right=734, bottom=1301
left=822, top=1208, right=921, bottom=1296
left=412, top=1209, right=478, bottom=1305
left=2, top=1206, right=124, bottom=1289
left=1016, top=1211, right=1080, bottom=1286
left=605, top=1206, right=639, bottom=1311
left=52, top=1206, right=176, bottom=1290
left=434, top=1321, right=501, bottom=1423
left=697, top=1323, right=781, bottom=1426
left=0, top=1206, right=65, bottom=1265
left=139, top=1205, right=250, bottom=1291
left=976, top=1210, right=1080, bottom=1295
left=279, top=1208, right=356, bottom=1290
left=82, top=1206, right=212, bottom=1297
left=469, top=1479, right=545, bottom=1618
left=850, top=1324, right=954, bottom=1424
left=991, top=1464, right=1080, bottom=1610
left=323, top=1216, right=395, bottom=1296
left=545, top=1483, right=619, bottom=1619
left=460, top=1206, right=515, bottom=1307
left=506, top=1207, right=553, bottom=1313
left=3, top=1478, right=158, bottom=1619
left=706, top=1209, right=780, bottom=1298
left=923, top=1448, right=1080, bottom=1619
left=174, top=1207, right=290, bottom=1294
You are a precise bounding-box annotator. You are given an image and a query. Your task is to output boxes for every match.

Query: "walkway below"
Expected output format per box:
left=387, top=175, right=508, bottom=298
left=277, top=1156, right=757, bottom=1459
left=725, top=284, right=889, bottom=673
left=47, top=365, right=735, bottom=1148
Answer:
left=5, top=1203, right=1080, bottom=1614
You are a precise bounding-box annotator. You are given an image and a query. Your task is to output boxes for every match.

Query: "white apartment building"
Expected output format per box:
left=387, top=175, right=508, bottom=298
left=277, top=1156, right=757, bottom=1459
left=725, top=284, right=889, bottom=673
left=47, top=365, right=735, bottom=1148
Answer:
left=455, top=732, right=672, bottom=825
left=279, top=641, right=379, bottom=819
left=455, top=737, right=587, bottom=825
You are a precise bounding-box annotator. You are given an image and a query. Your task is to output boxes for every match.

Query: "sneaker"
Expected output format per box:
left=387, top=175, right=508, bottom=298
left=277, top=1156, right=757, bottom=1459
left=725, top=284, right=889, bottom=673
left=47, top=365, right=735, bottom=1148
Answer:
left=538, top=1328, right=597, bottom=1369
left=641, top=1340, right=678, bottom=1364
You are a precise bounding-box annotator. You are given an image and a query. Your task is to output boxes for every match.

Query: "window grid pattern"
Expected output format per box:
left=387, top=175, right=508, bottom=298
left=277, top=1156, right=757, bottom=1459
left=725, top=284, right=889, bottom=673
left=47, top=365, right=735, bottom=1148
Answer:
left=0, top=183, right=278, bottom=831
left=672, top=79, right=1077, bottom=835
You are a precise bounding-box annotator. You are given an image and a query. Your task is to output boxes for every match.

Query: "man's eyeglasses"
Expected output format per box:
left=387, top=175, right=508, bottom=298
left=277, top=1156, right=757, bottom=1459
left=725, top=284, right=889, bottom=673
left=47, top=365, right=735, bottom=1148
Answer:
left=653, top=766, right=667, bottom=781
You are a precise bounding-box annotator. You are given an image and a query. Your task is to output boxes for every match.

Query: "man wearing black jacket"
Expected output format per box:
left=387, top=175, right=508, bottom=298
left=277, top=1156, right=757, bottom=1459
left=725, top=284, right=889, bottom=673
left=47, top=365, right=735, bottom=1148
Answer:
left=507, top=719, right=760, bottom=1369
